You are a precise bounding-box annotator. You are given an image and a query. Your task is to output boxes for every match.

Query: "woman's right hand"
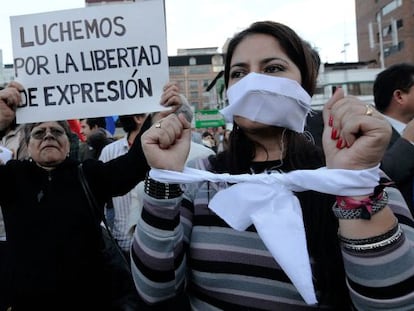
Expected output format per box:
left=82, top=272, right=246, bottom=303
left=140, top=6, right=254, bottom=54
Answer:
left=0, top=81, right=23, bottom=130
left=322, top=88, right=391, bottom=170
left=141, top=113, right=191, bottom=171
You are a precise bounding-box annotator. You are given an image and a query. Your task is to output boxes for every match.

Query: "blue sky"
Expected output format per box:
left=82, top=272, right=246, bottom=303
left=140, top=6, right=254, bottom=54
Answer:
left=0, top=0, right=357, bottom=65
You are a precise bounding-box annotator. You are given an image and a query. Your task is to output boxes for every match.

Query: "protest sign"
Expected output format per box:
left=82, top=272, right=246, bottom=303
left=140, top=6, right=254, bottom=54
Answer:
left=10, top=0, right=168, bottom=123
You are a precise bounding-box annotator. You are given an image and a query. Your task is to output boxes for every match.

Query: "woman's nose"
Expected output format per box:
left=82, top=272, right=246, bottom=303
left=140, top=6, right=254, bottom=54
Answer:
left=43, top=130, right=55, bottom=139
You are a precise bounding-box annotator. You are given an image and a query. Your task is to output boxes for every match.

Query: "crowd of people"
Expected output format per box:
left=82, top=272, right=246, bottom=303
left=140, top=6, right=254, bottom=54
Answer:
left=0, top=19, right=413, bottom=311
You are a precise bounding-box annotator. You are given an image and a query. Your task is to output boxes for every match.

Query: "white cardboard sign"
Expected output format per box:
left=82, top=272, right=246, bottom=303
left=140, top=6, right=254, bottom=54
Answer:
left=10, top=0, right=168, bottom=123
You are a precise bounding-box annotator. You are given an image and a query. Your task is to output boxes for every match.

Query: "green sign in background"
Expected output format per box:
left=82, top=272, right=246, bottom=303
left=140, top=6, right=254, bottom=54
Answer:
left=195, top=109, right=225, bottom=128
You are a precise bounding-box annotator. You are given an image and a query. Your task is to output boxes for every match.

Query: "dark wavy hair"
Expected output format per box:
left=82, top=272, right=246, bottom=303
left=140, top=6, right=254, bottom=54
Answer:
left=212, top=21, right=351, bottom=308
left=223, top=21, right=320, bottom=95
left=85, top=117, right=106, bottom=130
left=220, top=20, right=322, bottom=173
left=118, top=113, right=148, bottom=134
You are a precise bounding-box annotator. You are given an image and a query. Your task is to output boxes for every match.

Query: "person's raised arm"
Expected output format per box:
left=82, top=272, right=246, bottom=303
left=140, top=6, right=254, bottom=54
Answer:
left=0, top=82, right=23, bottom=131
left=141, top=113, right=191, bottom=172
left=322, top=88, right=396, bottom=239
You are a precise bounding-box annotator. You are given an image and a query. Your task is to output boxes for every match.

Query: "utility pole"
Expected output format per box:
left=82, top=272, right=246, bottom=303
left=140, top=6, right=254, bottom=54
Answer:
left=368, top=13, right=399, bottom=69
left=341, top=43, right=350, bottom=62
left=376, top=13, right=385, bottom=69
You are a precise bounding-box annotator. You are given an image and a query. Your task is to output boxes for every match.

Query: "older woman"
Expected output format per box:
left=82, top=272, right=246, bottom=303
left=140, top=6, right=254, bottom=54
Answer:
left=0, top=81, right=184, bottom=310
left=0, top=86, right=148, bottom=310
left=133, top=21, right=414, bottom=310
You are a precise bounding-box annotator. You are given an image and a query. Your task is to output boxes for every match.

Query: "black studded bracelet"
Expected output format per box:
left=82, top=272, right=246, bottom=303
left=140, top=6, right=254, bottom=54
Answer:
left=144, top=174, right=183, bottom=199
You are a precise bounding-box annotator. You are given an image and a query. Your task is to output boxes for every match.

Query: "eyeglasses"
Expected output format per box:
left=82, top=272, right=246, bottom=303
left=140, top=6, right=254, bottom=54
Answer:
left=30, top=127, right=66, bottom=140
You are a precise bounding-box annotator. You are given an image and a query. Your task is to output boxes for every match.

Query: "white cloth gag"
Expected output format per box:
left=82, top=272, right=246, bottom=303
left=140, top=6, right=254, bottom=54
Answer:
left=220, top=73, right=312, bottom=133
left=149, top=165, right=381, bottom=305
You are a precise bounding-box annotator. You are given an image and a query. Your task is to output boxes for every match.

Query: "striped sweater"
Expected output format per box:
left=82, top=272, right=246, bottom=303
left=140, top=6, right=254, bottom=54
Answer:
left=131, top=158, right=414, bottom=310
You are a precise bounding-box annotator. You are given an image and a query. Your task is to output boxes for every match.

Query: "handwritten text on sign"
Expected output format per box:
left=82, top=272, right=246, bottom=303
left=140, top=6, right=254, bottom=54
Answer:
left=10, top=0, right=168, bottom=123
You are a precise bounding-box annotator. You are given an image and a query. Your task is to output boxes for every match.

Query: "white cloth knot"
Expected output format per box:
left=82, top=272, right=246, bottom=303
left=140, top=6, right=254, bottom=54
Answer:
left=149, top=165, right=380, bottom=304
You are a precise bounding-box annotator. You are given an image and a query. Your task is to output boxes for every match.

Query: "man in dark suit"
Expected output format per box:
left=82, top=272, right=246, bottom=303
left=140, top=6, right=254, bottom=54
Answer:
left=373, top=63, right=414, bottom=216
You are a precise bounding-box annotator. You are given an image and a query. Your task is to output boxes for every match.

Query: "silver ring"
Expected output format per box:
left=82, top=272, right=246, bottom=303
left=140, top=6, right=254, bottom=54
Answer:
left=155, top=122, right=162, bottom=128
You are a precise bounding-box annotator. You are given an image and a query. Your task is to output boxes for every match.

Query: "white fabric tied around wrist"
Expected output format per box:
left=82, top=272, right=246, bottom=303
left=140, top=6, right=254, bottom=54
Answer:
left=149, top=165, right=381, bottom=305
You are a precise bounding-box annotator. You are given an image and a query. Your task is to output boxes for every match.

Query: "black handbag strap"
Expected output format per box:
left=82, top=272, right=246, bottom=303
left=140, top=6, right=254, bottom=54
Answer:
left=77, top=163, right=129, bottom=265
left=78, top=163, right=105, bottom=226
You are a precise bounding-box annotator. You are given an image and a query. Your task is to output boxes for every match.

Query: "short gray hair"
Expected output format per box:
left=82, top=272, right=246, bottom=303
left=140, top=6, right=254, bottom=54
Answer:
left=24, top=120, right=72, bottom=144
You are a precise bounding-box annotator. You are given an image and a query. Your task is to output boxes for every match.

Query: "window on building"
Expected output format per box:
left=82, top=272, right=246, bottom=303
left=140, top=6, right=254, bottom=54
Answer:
left=384, top=41, right=404, bottom=57
left=347, top=82, right=374, bottom=96
left=189, top=80, right=198, bottom=89
left=382, top=24, right=391, bottom=37
left=176, top=80, right=185, bottom=92
left=382, top=0, right=402, bottom=16
left=189, top=57, right=197, bottom=66
left=211, top=54, right=223, bottom=66
left=188, top=65, right=210, bottom=74
left=382, top=19, right=403, bottom=39
left=190, top=91, right=199, bottom=99
left=191, top=102, right=199, bottom=111
left=169, top=67, right=184, bottom=75
left=202, top=92, right=211, bottom=102
left=313, top=86, right=324, bottom=96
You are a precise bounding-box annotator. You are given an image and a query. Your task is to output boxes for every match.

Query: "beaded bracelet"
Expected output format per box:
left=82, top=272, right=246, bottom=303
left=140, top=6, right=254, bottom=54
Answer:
left=144, top=175, right=183, bottom=199
left=339, top=221, right=399, bottom=245
left=332, top=190, right=388, bottom=220
left=340, top=224, right=403, bottom=252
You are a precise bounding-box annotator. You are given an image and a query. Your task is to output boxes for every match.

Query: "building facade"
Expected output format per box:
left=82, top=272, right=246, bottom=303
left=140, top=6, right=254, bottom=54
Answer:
left=312, top=61, right=381, bottom=109
left=168, top=49, right=225, bottom=112
left=356, top=0, right=414, bottom=68
left=0, top=1, right=382, bottom=110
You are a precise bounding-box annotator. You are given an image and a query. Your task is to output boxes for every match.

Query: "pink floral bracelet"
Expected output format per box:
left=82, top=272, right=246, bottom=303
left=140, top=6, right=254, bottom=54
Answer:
left=333, top=186, right=388, bottom=220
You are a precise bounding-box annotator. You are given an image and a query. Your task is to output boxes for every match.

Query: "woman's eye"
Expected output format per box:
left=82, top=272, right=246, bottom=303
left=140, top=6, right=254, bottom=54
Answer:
left=265, top=65, right=285, bottom=73
left=50, top=129, right=65, bottom=137
left=31, top=129, right=46, bottom=139
left=230, top=70, right=246, bottom=79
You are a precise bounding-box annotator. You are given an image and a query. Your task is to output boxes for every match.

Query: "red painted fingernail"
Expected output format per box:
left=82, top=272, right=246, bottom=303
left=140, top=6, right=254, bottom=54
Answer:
left=336, top=138, right=343, bottom=149
left=328, top=115, right=333, bottom=127
left=331, top=128, right=338, bottom=139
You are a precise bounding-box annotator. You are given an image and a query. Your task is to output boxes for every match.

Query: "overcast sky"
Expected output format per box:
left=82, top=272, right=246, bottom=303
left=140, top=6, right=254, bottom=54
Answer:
left=0, top=0, right=358, bottom=65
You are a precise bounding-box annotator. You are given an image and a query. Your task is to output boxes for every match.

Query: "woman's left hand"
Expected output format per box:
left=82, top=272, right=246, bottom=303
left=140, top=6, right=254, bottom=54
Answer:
left=0, top=81, right=23, bottom=130
left=153, top=82, right=183, bottom=121
left=322, top=88, right=392, bottom=170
